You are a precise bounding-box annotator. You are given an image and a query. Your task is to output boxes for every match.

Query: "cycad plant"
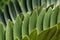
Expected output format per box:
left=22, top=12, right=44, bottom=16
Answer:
left=0, top=0, right=60, bottom=40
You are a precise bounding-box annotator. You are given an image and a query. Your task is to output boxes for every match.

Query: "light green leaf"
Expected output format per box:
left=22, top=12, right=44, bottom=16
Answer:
left=29, top=9, right=38, bottom=35
left=43, top=7, right=52, bottom=30
left=6, top=20, right=13, bottom=40
left=36, top=8, right=46, bottom=33
left=13, top=15, right=22, bottom=40
left=22, top=13, right=30, bottom=38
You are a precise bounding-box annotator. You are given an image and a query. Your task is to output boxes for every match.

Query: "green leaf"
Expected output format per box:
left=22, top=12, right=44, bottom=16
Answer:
left=50, top=6, right=59, bottom=27
left=36, top=8, right=46, bottom=33
left=37, top=25, right=57, bottom=40
left=6, top=20, right=13, bottom=40
left=38, top=4, right=46, bottom=14
left=13, top=15, right=22, bottom=40
left=29, top=29, right=37, bottom=40
left=51, top=23, right=60, bottom=40
left=29, top=9, right=38, bottom=35
left=0, top=22, right=4, bottom=40
left=43, top=7, right=52, bottom=30
left=57, top=5, right=60, bottom=23
left=22, top=13, right=30, bottom=38
left=22, top=35, right=30, bottom=40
